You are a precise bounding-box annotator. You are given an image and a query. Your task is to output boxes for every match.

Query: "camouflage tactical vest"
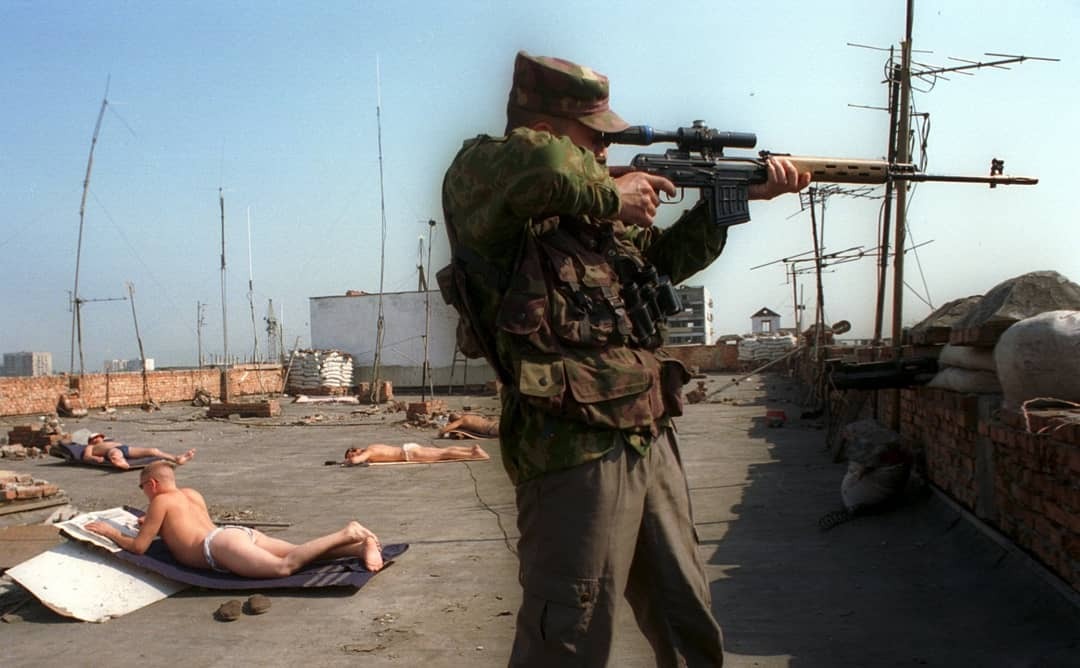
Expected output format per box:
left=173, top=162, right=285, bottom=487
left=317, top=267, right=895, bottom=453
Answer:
left=441, top=215, right=689, bottom=432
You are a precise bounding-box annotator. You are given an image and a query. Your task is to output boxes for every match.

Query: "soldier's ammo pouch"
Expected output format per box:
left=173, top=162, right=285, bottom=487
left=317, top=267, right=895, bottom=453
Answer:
left=437, top=262, right=487, bottom=360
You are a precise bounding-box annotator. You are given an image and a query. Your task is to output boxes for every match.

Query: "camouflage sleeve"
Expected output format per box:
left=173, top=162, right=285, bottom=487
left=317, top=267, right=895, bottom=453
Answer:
left=501, top=128, right=621, bottom=221
left=638, top=200, right=729, bottom=285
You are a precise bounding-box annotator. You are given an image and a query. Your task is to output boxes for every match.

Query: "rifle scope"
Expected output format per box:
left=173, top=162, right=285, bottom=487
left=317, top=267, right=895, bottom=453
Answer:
left=604, top=121, right=757, bottom=153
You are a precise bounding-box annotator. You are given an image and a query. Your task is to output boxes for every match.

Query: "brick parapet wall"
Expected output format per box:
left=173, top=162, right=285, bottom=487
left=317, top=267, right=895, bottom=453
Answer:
left=804, top=345, right=1078, bottom=591
left=0, top=366, right=283, bottom=418
left=896, top=386, right=1079, bottom=590
left=0, top=376, right=69, bottom=417
left=663, top=343, right=739, bottom=372
left=225, top=364, right=284, bottom=397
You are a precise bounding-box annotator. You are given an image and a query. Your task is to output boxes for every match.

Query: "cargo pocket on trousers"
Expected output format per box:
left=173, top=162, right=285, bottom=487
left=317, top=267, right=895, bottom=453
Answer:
left=520, top=575, right=600, bottom=651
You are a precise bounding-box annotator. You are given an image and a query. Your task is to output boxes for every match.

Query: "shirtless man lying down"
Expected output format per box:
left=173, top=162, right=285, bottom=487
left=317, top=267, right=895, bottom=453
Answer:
left=84, top=461, right=383, bottom=575
left=342, top=442, right=489, bottom=466
left=438, top=413, right=499, bottom=439
left=82, top=432, right=196, bottom=470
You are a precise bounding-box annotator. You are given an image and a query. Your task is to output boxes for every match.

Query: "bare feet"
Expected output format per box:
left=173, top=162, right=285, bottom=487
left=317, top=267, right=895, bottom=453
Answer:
left=362, top=536, right=384, bottom=572
left=343, top=521, right=383, bottom=571
left=342, top=521, right=366, bottom=541
left=470, top=445, right=490, bottom=460
left=176, top=448, right=197, bottom=465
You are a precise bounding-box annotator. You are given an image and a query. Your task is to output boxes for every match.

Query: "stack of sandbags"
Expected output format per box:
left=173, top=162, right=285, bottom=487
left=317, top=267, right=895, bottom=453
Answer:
left=737, top=334, right=798, bottom=363
left=285, top=350, right=355, bottom=395
left=908, top=295, right=982, bottom=345
left=950, top=270, right=1080, bottom=346
left=926, top=343, right=1001, bottom=394
left=922, top=271, right=1080, bottom=397
left=995, top=310, right=1080, bottom=410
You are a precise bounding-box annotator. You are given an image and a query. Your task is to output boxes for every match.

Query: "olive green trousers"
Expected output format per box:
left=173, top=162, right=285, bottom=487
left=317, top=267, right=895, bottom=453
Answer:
left=510, top=429, right=724, bottom=667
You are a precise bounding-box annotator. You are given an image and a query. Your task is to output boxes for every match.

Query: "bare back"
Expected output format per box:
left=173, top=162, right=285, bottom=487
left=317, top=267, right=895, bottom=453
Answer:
left=150, top=487, right=218, bottom=569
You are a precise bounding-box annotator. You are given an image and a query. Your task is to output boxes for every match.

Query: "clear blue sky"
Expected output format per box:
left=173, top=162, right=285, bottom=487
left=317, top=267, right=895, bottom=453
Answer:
left=3, top=0, right=1075, bottom=370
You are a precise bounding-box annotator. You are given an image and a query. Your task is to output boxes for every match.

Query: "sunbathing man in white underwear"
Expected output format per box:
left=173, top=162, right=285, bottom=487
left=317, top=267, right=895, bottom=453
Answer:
left=342, top=442, right=489, bottom=466
left=84, top=461, right=383, bottom=575
left=81, top=432, right=197, bottom=470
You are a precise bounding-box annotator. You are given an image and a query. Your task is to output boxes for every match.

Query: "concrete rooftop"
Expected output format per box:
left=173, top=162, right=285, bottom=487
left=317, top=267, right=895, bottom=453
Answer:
left=1, top=373, right=1078, bottom=667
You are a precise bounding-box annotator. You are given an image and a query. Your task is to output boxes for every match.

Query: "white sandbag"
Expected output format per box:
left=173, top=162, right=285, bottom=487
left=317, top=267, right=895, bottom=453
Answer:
left=841, top=462, right=911, bottom=511
left=938, top=343, right=997, bottom=372
left=994, top=310, right=1080, bottom=409
left=926, top=367, right=1001, bottom=394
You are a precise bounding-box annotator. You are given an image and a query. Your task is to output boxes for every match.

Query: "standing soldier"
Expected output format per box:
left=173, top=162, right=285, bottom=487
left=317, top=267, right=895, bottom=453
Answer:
left=440, top=51, right=808, bottom=666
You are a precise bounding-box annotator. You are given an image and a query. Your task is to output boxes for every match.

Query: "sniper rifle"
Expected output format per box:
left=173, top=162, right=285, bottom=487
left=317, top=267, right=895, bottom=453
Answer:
left=605, top=120, right=1038, bottom=228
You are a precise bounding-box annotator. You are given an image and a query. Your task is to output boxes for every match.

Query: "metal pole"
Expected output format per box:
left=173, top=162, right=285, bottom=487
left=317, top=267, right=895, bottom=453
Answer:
left=790, top=264, right=800, bottom=335
left=891, top=1, right=915, bottom=352
left=71, top=80, right=110, bottom=377
left=873, top=56, right=902, bottom=344
left=219, top=188, right=230, bottom=401
left=219, top=188, right=228, bottom=368
left=888, top=0, right=916, bottom=431
left=197, top=301, right=204, bottom=368
left=422, top=219, right=436, bottom=399
left=127, top=282, right=152, bottom=406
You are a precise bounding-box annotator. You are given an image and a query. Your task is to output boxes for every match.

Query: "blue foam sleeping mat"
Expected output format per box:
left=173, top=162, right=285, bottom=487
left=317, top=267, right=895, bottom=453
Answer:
left=108, top=507, right=408, bottom=589
left=49, top=442, right=162, bottom=470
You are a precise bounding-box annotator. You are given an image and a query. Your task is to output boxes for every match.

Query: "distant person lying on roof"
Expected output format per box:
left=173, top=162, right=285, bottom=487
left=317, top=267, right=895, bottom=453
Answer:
left=342, top=442, right=489, bottom=466
left=438, top=412, right=499, bottom=438
left=84, top=461, right=384, bottom=575
left=81, top=433, right=196, bottom=470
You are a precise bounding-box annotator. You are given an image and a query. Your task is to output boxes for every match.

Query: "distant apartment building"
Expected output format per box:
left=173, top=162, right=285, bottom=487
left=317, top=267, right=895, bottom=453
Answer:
left=104, top=358, right=155, bottom=373
left=665, top=286, right=713, bottom=345
left=2, top=351, right=53, bottom=377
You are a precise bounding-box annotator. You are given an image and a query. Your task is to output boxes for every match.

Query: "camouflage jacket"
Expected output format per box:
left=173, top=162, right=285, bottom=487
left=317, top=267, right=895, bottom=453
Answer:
left=442, top=128, right=728, bottom=484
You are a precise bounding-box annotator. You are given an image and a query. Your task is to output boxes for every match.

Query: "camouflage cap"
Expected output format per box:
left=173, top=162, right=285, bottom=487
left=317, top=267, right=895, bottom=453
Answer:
left=508, top=51, right=629, bottom=133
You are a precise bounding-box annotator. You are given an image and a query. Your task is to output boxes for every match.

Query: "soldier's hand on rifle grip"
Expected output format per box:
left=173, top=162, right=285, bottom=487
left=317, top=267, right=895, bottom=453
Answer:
left=748, top=156, right=811, bottom=201
left=614, top=171, right=677, bottom=228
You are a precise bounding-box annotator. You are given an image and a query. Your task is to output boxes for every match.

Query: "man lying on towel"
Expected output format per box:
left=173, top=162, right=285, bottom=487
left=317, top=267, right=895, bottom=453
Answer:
left=438, top=413, right=499, bottom=439
left=342, top=442, right=490, bottom=466
left=82, top=432, right=197, bottom=470
left=84, top=461, right=384, bottom=575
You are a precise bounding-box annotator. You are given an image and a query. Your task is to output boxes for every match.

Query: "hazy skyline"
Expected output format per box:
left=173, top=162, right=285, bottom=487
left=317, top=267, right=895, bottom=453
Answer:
left=3, top=1, right=1076, bottom=370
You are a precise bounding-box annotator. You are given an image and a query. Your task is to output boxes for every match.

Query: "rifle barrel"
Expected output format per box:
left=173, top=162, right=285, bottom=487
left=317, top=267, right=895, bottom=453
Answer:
left=901, top=173, right=1039, bottom=185
left=784, top=155, right=1038, bottom=186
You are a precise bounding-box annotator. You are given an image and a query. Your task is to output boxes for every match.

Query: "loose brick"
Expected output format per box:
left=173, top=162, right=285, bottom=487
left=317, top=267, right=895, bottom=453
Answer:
left=15, top=484, right=44, bottom=499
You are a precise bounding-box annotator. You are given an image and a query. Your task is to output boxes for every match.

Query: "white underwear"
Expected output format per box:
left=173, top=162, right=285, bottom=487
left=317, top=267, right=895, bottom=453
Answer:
left=203, top=525, right=255, bottom=573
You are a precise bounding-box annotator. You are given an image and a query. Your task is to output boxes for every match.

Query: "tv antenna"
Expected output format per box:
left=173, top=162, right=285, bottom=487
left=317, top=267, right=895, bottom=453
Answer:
left=369, top=55, right=389, bottom=404
left=849, top=2, right=1057, bottom=348
left=70, top=77, right=111, bottom=376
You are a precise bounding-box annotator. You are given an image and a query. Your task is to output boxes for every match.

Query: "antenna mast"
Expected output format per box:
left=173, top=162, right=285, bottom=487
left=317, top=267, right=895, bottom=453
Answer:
left=421, top=219, right=436, bottom=401
left=246, top=206, right=262, bottom=364
left=197, top=301, right=206, bottom=367
left=369, top=55, right=388, bottom=404
left=70, top=77, right=111, bottom=377
left=219, top=187, right=229, bottom=370
left=126, top=282, right=153, bottom=408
